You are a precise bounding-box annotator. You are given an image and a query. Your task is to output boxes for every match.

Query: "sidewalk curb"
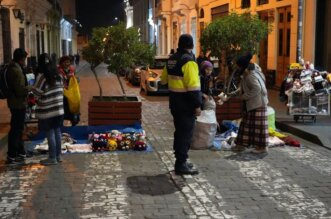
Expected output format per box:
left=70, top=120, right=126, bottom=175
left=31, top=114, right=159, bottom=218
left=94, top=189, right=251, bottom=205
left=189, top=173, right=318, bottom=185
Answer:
left=275, top=120, right=327, bottom=148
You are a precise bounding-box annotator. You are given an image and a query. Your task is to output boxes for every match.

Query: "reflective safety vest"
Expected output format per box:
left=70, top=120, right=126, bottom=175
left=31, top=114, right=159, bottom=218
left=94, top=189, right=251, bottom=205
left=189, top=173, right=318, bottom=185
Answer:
left=161, top=51, right=202, bottom=111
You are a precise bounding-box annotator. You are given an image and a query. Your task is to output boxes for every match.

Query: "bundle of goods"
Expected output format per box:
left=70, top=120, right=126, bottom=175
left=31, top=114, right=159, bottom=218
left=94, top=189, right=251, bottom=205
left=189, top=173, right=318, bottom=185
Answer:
left=283, top=60, right=331, bottom=98
left=89, top=130, right=147, bottom=152
left=282, top=60, right=331, bottom=119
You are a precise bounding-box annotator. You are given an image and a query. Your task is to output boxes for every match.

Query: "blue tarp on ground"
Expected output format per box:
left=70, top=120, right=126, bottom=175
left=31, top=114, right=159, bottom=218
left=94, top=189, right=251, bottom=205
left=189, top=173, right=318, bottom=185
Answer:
left=28, top=123, right=153, bottom=153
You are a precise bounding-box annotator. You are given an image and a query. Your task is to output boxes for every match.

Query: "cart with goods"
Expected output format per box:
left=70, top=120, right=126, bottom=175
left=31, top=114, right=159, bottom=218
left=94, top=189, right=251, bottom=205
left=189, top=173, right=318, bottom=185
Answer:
left=283, top=62, right=331, bottom=123
left=289, top=92, right=330, bottom=123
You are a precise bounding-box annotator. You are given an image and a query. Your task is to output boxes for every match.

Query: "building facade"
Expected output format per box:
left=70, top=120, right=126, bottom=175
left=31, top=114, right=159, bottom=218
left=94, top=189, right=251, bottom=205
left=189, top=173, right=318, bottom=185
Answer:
left=133, top=0, right=329, bottom=87
left=59, top=0, right=77, bottom=56
left=131, top=0, right=155, bottom=45
left=0, top=0, right=76, bottom=66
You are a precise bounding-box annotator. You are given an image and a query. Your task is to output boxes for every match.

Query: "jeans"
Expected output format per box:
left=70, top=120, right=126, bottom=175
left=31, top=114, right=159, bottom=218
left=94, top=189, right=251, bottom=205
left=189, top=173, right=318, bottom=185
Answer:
left=46, top=128, right=62, bottom=160
left=8, top=108, right=26, bottom=158
left=171, top=110, right=195, bottom=164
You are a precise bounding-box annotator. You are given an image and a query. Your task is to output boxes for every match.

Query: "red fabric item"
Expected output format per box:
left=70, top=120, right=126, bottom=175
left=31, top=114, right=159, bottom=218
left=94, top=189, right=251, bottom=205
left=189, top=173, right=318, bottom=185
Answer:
left=282, top=136, right=301, bottom=147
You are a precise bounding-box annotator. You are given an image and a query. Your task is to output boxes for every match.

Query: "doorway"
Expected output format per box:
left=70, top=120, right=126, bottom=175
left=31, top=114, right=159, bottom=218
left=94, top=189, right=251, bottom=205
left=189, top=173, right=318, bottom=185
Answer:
left=258, top=11, right=269, bottom=75
left=276, top=6, right=291, bottom=86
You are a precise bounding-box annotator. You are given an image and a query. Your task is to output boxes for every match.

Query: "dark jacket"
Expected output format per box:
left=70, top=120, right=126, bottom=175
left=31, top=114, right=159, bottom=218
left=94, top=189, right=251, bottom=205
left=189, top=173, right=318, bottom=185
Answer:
left=162, top=50, right=202, bottom=114
left=200, top=74, right=213, bottom=96
left=6, top=61, right=28, bottom=109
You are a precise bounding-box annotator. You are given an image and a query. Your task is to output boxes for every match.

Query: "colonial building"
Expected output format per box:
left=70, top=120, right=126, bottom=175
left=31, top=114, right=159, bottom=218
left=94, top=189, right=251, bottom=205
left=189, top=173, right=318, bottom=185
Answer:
left=0, top=0, right=76, bottom=66
left=133, top=0, right=329, bottom=87
left=59, top=0, right=78, bottom=56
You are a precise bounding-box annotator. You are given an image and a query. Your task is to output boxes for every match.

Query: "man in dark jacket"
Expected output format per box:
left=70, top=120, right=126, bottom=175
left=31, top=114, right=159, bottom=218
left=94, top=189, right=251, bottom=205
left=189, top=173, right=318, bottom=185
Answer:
left=6, top=48, right=30, bottom=165
left=161, top=34, right=202, bottom=175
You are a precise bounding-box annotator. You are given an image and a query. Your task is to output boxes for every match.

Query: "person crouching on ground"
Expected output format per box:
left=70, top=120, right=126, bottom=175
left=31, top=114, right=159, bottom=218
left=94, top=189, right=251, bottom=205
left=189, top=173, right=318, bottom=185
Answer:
left=228, top=52, right=269, bottom=154
left=33, top=53, right=64, bottom=165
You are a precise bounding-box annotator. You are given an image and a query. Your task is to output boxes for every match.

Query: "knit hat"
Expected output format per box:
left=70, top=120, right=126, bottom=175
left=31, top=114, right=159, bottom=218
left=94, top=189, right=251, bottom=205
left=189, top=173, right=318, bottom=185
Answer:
left=200, top=60, right=213, bottom=71
left=236, top=52, right=253, bottom=70
left=178, top=34, right=194, bottom=49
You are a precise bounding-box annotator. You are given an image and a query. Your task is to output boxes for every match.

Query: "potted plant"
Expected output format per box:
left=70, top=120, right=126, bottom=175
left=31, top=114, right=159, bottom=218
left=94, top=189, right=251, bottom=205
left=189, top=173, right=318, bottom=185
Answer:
left=83, top=24, right=155, bottom=125
left=200, top=12, right=272, bottom=123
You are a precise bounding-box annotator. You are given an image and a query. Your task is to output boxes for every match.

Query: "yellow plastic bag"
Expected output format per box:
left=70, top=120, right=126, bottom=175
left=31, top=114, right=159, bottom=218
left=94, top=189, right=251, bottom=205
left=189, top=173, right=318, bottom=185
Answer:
left=63, top=76, right=80, bottom=114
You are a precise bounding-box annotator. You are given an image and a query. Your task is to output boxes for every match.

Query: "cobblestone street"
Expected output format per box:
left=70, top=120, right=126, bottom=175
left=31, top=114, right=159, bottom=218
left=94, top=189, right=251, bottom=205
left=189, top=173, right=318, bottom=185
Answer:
left=0, top=63, right=331, bottom=219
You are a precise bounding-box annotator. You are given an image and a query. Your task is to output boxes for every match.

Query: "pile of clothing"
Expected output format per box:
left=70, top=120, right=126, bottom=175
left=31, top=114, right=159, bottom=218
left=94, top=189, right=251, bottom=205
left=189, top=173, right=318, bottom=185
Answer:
left=213, top=120, right=301, bottom=150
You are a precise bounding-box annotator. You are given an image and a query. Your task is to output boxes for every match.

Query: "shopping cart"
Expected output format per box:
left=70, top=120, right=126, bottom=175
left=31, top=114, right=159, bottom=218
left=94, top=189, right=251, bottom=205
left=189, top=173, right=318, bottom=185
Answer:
left=289, top=92, right=330, bottom=123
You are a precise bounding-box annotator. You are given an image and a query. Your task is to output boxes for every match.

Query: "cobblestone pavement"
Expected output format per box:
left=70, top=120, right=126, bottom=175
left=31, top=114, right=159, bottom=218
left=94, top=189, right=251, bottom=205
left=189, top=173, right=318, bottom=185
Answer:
left=1, top=63, right=331, bottom=219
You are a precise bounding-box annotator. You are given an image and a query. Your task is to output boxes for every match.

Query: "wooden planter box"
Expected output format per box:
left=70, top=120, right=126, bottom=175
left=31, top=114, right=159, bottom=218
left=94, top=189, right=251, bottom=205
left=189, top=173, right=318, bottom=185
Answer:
left=216, top=97, right=242, bottom=124
left=88, top=96, right=142, bottom=126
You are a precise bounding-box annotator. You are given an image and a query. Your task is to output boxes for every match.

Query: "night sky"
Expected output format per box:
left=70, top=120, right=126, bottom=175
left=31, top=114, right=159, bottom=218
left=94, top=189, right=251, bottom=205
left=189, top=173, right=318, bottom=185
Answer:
left=76, top=0, right=125, bottom=36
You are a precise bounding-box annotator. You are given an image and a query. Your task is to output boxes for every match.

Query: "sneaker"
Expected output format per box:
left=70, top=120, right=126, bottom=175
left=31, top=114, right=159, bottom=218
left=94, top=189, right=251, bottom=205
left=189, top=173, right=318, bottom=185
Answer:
left=18, top=154, right=27, bottom=159
left=40, top=158, right=58, bottom=166
left=56, top=157, right=63, bottom=163
left=6, top=157, right=25, bottom=165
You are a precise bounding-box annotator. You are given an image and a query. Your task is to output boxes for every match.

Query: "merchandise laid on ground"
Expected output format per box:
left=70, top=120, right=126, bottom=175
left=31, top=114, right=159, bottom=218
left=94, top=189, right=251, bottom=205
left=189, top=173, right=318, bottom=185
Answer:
left=190, top=100, right=301, bottom=151
left=282, top=61, right=331, bottom=123
left=27, top=124, right=152, bottom=155
left=209, top=118, right=301, bottom=151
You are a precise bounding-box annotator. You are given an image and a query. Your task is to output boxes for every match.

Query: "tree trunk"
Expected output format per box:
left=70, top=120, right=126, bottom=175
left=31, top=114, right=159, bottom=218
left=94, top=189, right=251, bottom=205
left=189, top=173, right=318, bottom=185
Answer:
left=91, top=66, right=103, bottom=98
left=116, top=72, right=126, bottom=96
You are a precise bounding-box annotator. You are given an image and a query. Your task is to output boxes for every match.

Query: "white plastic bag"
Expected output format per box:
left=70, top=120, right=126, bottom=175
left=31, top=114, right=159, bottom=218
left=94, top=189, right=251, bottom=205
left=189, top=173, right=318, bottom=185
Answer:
left=191, top=110, right=218, bottom=150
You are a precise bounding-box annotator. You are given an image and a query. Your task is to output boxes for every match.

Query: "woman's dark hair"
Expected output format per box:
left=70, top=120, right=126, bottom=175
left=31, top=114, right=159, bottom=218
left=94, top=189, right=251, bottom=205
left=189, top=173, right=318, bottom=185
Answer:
left=37, top=53, right=60, bottom=86
left=59, top=55, right=71, bottom=65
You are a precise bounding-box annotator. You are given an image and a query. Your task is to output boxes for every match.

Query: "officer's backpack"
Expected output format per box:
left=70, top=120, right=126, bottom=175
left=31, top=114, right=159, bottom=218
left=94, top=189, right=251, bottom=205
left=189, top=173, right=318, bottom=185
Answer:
left=0, top=64, right=10, bottom=99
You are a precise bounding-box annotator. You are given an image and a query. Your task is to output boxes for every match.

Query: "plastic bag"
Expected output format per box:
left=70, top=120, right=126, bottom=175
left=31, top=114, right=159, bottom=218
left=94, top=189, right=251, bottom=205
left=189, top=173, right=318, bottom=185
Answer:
left=63, top=76, right=81, bottom=114
left=203, top=97, right=216, bottom=110
left=191, top=110, right=218, bottom=150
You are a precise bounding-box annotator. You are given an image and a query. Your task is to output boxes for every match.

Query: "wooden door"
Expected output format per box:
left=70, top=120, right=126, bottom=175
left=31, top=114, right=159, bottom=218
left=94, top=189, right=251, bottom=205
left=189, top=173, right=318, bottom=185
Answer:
left=277, top=6, right=291, bottom=87
left=259, top=11, right=268, bottom=75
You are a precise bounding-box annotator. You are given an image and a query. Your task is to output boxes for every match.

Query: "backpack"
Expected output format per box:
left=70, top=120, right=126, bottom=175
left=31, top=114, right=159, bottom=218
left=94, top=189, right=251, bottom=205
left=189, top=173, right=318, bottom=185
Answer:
left=0, top=64, right=10, bottom=99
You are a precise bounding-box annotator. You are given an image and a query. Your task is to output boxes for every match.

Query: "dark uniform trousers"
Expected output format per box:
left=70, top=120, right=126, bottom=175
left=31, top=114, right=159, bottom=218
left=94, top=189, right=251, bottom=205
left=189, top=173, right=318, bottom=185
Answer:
left=171, top=109, right=195, bottom=164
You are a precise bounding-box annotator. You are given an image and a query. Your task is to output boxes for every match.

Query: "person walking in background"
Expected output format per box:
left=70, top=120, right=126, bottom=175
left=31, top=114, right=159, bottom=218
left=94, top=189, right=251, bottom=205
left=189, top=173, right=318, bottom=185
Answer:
left=6, top=48, right=31, bottom=165
left=58, top=56, right=80, bottom=126
left=228, top=52, right=269, bottom=154
left=161, top=34, right=202, bottom=175
left=33, top=53, right=64, bottom=165
left=75, top=53, right=80, bottom=66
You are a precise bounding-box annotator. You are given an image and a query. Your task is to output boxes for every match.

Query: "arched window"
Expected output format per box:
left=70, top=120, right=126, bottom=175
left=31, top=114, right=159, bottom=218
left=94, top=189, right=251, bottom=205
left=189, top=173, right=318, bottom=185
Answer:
left=200, top=8, right=204, bottom=18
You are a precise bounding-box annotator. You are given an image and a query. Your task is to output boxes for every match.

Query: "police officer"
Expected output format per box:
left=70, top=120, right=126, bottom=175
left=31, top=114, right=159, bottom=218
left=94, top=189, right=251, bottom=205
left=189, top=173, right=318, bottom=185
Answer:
left=161, top=34, right=202, bottom=175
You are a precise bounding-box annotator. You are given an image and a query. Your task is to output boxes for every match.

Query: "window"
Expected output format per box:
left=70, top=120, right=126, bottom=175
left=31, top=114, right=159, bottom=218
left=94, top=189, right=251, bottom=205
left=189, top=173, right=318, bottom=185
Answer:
left=200, top=8, right=204, bottom=18
left=211, top=4, right=229, bottom=20
left=257, top=0, right=268, bottom=5
left=242, top=0, right=251, bottom=9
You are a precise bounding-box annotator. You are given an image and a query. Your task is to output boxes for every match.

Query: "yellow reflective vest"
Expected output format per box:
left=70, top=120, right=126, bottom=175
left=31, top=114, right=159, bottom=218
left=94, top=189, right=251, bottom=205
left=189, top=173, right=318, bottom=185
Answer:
left=161, top=51, right=202, bottom=112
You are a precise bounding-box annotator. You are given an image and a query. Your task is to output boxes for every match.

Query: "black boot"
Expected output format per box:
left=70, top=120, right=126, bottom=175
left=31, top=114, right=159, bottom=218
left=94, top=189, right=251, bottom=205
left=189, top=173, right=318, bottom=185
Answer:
left=175, top=162, right=199, bottom=175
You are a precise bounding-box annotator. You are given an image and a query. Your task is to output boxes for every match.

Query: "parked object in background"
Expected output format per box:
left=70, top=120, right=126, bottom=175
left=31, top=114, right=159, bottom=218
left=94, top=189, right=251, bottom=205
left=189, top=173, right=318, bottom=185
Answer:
left=127, top=65, right=145, bottom=86
left=282, top=61, right=331, bottom=123
left=140, top=56, right=168, bottom=95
